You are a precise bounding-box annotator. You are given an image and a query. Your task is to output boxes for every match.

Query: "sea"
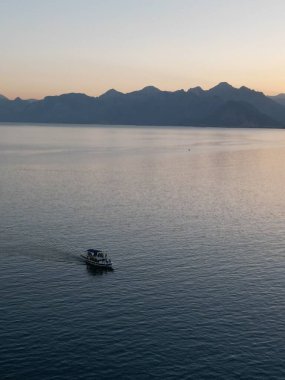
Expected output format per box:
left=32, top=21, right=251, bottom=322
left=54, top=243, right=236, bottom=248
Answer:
left=0, top=124, right=284, bottom=380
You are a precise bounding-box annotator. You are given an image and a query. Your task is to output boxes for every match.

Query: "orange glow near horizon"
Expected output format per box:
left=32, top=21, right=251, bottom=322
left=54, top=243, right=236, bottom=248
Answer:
left=1, top=75, right=283, bottom=101
left=1, top=0, right=285, bottom=99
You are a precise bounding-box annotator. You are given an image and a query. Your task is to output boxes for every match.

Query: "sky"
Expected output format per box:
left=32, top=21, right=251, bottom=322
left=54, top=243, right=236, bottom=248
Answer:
left=0, top=0, right=284, bottom=99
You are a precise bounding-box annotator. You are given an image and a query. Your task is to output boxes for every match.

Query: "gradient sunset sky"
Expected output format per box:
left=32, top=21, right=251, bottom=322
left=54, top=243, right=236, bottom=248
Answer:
left=1, top=0, right=284, bottom=99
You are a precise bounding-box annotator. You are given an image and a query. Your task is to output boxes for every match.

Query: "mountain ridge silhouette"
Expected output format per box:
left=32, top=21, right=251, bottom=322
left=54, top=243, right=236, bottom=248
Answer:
left=1, top=83, right=284, bottom=128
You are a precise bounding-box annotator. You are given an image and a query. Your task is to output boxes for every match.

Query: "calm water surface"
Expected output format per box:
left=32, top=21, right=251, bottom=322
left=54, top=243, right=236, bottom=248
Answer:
left=0, top=124, right=285, bottom=379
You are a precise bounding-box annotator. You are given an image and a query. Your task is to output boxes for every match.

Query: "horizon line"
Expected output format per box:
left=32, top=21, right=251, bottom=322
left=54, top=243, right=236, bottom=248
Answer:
left=1, top=82, right=284, bottom=101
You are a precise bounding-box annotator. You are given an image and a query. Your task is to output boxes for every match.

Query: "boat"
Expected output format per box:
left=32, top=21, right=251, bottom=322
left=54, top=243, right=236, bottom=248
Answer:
left=80, top=249, right=113, bottom=270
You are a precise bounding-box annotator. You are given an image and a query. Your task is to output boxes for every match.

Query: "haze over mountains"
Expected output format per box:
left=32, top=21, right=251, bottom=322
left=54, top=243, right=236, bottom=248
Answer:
left=270, top=93, right=285, bottom=107
left=1, top=82, right=285, bottom=128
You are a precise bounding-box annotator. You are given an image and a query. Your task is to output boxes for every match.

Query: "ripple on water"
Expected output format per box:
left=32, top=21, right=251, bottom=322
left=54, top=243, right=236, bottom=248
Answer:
left=1, top=125, right=285, bottom=379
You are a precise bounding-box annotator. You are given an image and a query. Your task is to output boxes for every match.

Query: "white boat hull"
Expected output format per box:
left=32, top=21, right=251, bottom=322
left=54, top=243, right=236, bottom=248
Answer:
left=80, top=254, right=113, bottom=270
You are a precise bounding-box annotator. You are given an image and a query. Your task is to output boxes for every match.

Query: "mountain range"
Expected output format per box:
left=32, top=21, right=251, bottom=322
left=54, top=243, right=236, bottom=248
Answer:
left=1, top=82, right=285, bottom=128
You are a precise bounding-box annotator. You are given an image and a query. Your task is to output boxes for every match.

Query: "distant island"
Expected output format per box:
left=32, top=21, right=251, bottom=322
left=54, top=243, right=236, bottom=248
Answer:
left=1, top=82, right=285, bottom=128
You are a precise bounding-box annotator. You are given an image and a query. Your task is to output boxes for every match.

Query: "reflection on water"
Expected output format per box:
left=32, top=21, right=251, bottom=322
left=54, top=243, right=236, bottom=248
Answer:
left=85, top=264, right=114, bottom=276
left=0, top=124, right=285, bottom=380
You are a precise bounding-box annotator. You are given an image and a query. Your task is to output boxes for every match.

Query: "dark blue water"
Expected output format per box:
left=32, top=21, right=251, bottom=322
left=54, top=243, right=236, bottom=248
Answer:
left=1, top=124, right=285, bottom=379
